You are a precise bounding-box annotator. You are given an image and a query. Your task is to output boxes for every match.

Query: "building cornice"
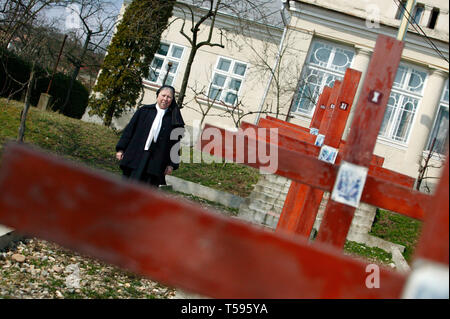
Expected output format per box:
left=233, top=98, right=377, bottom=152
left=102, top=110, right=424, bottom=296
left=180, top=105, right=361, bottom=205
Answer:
left=287, top=1, right=449, bottom=66
left=290, top=0, right=449, bottom=40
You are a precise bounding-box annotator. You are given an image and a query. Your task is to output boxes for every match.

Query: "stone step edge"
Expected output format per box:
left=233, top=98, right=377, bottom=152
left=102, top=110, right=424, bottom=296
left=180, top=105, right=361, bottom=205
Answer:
left=166, top=175, right=244, bottom=209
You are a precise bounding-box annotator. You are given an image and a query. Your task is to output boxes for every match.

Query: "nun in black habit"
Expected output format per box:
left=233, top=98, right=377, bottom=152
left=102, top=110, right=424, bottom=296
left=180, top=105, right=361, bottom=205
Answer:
left=115, top=85, right=185, bottom=187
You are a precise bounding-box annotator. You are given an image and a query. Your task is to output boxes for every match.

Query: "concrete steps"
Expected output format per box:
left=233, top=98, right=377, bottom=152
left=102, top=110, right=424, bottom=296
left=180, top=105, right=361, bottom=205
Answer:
left=238, top=174, right=378, bottom=242
left=237, top=174, right=292, bottom=228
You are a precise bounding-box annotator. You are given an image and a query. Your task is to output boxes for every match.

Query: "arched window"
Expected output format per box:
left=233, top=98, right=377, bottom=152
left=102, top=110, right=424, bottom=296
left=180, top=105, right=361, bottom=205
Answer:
left=291, top=40, right=354, bottom=117
left=426, top=79, right=449, bottom=155
left=378, top=64, right=427, bottom=144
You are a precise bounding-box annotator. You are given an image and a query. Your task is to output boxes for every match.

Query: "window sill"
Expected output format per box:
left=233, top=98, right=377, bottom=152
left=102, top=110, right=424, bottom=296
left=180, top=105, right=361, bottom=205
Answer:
left=290, top=112, right=313, bottom=120
left=195, top=96, right=244, bottom=115
left=143, top=81, right=165, bottom=93
left=376, top=136, right=408, bottom=151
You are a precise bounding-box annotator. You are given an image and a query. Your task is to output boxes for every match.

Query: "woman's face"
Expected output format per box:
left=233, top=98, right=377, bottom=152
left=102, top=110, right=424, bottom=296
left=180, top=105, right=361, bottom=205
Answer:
left=157, top=88, right=173, bottom=109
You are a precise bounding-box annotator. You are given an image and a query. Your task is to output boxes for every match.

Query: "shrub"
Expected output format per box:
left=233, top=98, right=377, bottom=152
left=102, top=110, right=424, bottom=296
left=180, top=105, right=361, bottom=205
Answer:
left=0, top=48, right=35, bottom=100
left=0, top=48, right=89, bottom=119
left=33, top=73, right=89, bottom=119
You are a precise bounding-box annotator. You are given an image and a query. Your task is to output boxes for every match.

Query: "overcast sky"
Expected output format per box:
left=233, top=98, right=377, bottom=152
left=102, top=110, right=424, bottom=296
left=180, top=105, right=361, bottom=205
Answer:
left=43, top=0, right=123, bottom=32
left=43, top=0, right=285, bottom=33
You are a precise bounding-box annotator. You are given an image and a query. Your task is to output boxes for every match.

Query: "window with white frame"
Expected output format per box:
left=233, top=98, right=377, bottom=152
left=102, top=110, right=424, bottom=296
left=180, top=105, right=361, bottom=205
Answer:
left=378, top=64, right=428, bottom=144
left=426, top=79, right=449, bottom=155
left=291, top=40, right=355, bottom=116
left=146, top=42, right=185, bottom=86
left=208, top=57, right=247, bottom=106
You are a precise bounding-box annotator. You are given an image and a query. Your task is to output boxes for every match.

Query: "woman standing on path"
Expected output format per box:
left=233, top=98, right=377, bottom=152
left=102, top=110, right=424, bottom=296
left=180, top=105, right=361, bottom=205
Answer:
left=115, top=85, right=185, bottom=187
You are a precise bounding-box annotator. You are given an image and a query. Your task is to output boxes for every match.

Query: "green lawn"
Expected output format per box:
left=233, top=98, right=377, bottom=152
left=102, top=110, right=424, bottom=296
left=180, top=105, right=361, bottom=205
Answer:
left=370, top=209, right=423, bottom=263
left=0, top=98, right=423, bottom=266
left=0, top=99, right=120, bottom=175
left=172, top=147, right=260, bottom=197
left=0, top=99, right=259, bottom=197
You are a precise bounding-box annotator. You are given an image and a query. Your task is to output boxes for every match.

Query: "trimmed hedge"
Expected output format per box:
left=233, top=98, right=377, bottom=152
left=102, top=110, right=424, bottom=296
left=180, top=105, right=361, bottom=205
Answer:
left=33, top=73, right=89, bottom=119
left=0, top=48, right=89, bottom=119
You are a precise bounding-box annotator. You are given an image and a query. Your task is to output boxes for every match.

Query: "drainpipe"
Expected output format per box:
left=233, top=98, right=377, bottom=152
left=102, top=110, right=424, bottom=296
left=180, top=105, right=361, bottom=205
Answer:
left=254, top=0, right=291, bottom=125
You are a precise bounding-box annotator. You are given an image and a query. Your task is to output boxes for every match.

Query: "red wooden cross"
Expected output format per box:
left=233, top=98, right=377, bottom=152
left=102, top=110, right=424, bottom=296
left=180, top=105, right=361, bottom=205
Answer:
left=0, top=35, right=447, bottom=299
left=0, top=142, right=447, bottom=298
left=198, top=119, right=426, bottom=219
left=254, top=117, right=384, bottom=166
left=309, top=86, right=332, bottom=131
left=197, top=36, right=424, bottom=244
left=314, top=35, right=405, bottom=248
left=233, top=69, right=413, bottom=239
left=267, top=69, right=363, bottom=237
left=0, top=146, right=447, bottom=298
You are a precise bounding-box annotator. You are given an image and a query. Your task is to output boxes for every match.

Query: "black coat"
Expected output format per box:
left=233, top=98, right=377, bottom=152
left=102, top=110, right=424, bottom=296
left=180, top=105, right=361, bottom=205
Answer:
left=116, top=104, right=184, bottom=183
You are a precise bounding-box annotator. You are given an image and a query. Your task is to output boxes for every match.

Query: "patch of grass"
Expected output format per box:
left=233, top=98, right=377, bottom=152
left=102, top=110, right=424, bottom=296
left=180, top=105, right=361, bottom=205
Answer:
left=28, top=257, right=50, bottom=268
left=0, top=99, right=121, bottom=175
left=80, top=287, right=116, bottom=299
left=370, top=209, right=422, bottom=262
left=173, top=147, right=260, bottom=197
left=123, top=285, right=141, bottom=297
left=41, top=278, right=65, bottom=294
left=0, top=99, right=259, bottom=198
left=344, top=241, right=393, bottom=265
left=63, top=290, right=84, bottom=299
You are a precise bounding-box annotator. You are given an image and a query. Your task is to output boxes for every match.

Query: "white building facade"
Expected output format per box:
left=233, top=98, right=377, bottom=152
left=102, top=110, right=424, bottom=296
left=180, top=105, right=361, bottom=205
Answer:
left=85, top=0, right=449, bottom=190
left=278, top=0, right=448, bottom=190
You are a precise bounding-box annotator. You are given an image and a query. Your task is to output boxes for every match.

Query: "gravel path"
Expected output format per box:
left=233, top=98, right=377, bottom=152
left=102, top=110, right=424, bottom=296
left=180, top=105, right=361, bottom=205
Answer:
left=0, top=191, right=235, bottom=299
left=0, top=238, right=178, bottom=299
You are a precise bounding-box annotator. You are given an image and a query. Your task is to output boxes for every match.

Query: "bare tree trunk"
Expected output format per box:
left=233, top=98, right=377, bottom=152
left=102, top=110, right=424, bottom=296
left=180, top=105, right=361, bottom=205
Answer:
left=61, top=31, right=92, bottom=114
left=416, top=137, right=437, bottom=191
left=18, top=61, right=36, bottom=142
left=177, top=47, right=198, bottom=108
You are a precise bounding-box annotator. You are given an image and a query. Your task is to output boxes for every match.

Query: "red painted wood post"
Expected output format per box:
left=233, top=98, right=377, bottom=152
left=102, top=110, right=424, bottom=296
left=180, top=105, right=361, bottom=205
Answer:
left=315, top=35, right=405, bottom=249
left=310, top=86, right=332, bottom=130
left=199, top=122, right=424, bottom=219
left=322, top=69, right=362, bottom=148
left=317, top=81, right=342, bottom=139
left=257, top=118, right=315, bottom=143
left=275, top=181, right=307, bottom=230
left=0, top=145, right=446, bottom=298
left=288, top=69, right=362, bottom=237
left=278, top=184, right=323, bottom=235
left=274, top=87, right=332, bottom=232
left=0, top=142, right=410, bottom=299
left=265, top=115, right=309, bottom=133
left=276, top=69, right=361, bottom=237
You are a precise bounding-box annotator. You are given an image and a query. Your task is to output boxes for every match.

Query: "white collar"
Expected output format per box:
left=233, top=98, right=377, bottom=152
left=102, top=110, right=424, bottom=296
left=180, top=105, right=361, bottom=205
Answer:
left=156, top=103, right=168, bottom=113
